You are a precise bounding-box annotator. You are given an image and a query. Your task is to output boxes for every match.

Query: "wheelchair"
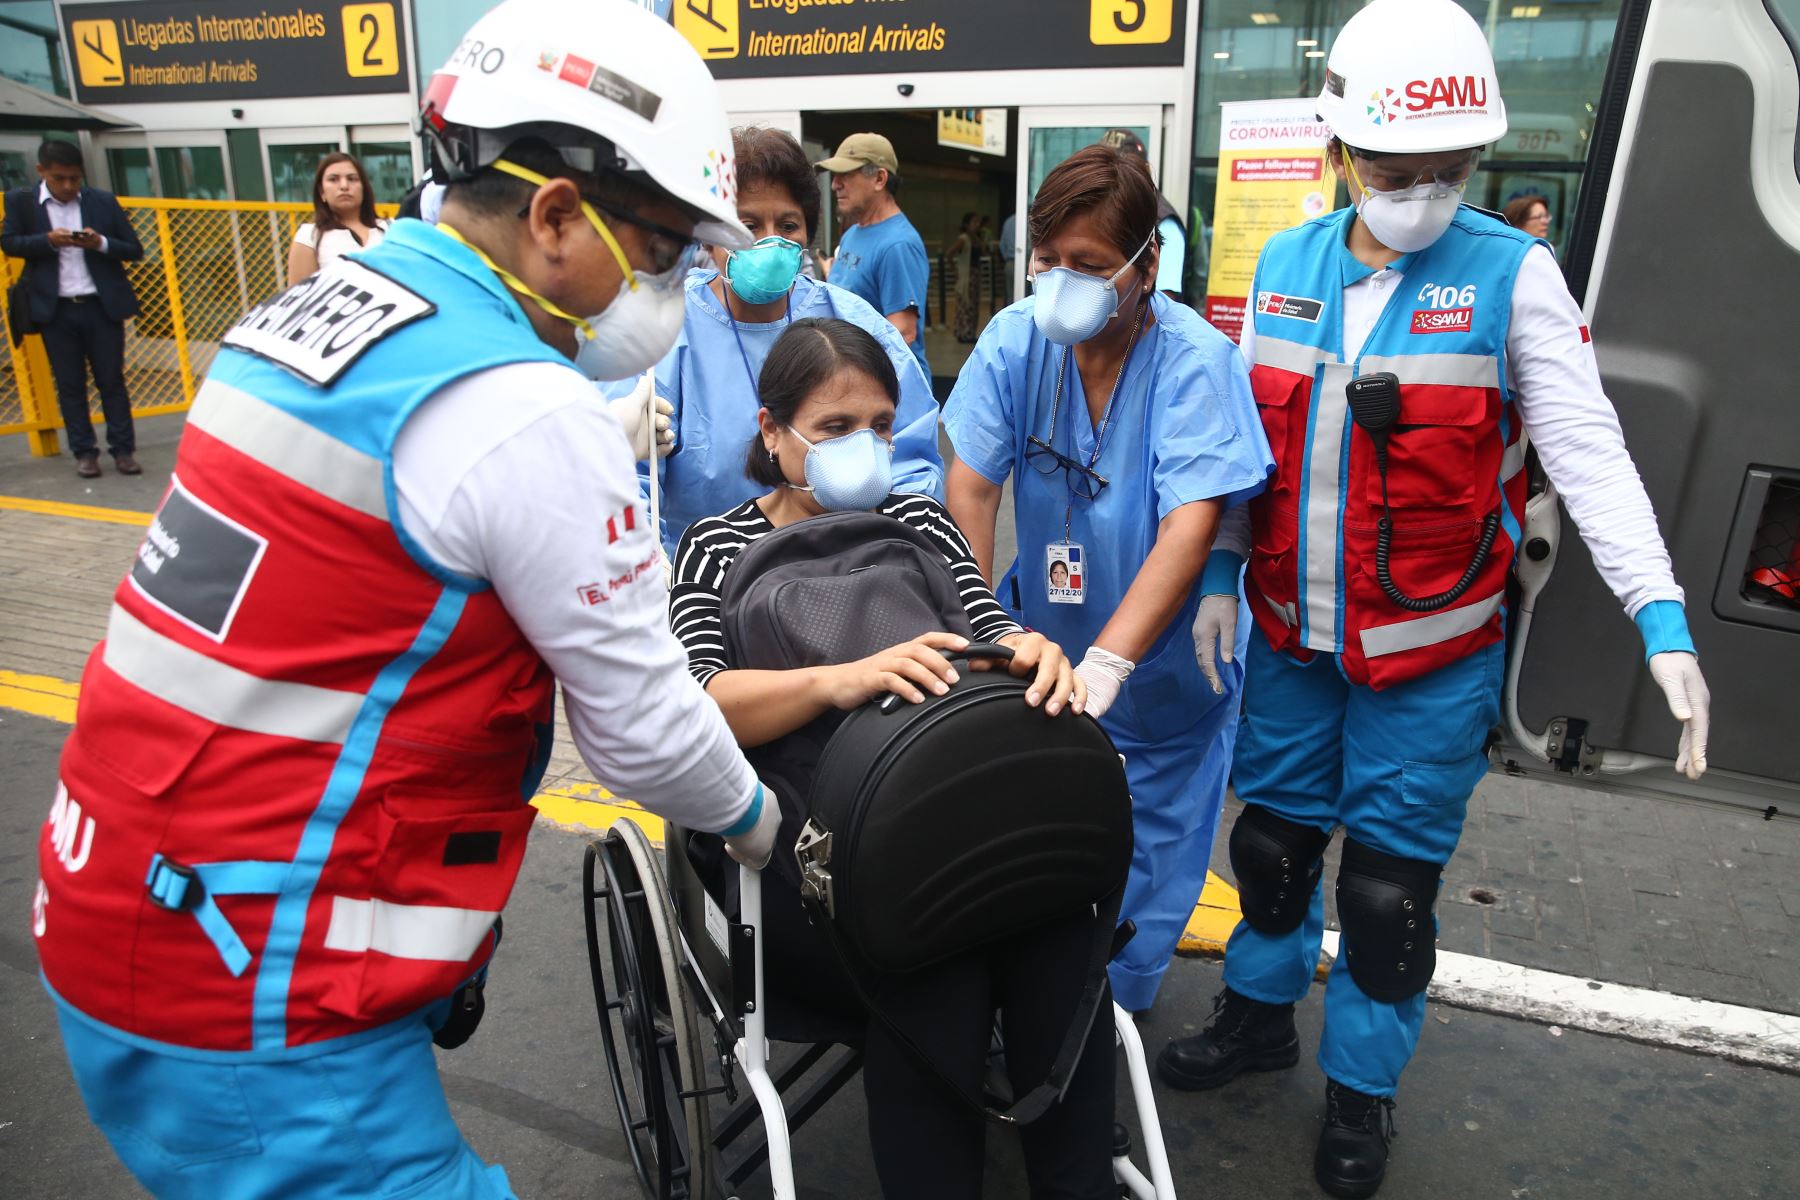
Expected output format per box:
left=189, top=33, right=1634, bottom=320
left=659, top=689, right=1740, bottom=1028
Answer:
left=583, top=817, right=1179, bottom=1200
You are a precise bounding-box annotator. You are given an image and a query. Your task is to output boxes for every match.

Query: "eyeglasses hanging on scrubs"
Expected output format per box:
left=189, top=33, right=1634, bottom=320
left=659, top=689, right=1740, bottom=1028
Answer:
left=724, top=236, right=804, bottom=305
left=1343, top=149, right=1479, bottom=255
left=1028, top=229, right=1153, bottom=346
left=471, top=160, right=706, bottom=379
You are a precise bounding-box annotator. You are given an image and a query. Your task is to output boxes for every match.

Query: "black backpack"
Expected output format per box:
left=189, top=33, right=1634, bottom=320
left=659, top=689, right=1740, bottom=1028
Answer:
left=719, top=510, right=1134, bottom=1123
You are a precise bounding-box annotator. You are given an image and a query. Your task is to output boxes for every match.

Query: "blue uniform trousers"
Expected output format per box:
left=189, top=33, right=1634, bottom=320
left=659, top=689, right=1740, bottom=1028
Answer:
left=1223, top=635, right=1503, bottom=1095
left=51, top=984, right=514, bottom=1200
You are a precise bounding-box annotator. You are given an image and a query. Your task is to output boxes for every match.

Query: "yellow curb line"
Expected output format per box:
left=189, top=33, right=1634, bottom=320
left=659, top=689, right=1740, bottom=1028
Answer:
left=0, top=494, right=154, bottom=527
left=0, top=669, right=81, bottom=724
left=1179, top=870, right=1243, bottom=957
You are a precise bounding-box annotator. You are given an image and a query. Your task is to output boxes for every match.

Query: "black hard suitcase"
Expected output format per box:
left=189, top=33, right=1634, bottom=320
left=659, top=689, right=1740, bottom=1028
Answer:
left=797, top=643, right=1134, bottom=976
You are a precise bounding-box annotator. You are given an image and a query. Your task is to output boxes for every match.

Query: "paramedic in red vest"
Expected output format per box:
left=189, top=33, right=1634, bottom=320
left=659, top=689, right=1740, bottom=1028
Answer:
left=30, top=3, right=782, bottom=1196
left=1157, top=2, right=1714, bottom=1196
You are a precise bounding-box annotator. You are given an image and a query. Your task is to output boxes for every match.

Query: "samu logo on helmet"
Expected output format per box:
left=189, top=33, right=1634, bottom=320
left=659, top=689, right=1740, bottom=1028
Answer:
left=1403, top=75, right=1490, bottom=115
left=1366, top=88, right=1399, bottom=125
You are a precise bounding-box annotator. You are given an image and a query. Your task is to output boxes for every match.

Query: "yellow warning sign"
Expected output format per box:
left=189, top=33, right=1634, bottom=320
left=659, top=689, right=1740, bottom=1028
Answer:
left=674, top=0, right=740, bottom=61
left=340, top=3, right=399, bottom=78
left=1089, top=0, right=1173, bottom=45
left=71, top=19, right=125, bottom=88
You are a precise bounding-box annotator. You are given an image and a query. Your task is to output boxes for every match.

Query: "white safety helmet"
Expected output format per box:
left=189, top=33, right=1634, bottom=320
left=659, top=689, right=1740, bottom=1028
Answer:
left=1315, top=0, right=1507, bottom=155
left=420, top=0, right=749, bottom=249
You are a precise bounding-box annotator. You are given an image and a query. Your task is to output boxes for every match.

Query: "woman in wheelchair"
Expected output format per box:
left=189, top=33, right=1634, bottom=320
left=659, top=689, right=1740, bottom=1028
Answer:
left=668, top=316, right=1121, bottom=1199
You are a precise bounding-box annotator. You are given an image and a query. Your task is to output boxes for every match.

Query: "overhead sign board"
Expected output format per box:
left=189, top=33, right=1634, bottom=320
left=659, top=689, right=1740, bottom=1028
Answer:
left=60, top=0, right=410, bottom=103
left=672, top=0, right=1186, bottom=78
left=937, top=109, right=1005, bottom=157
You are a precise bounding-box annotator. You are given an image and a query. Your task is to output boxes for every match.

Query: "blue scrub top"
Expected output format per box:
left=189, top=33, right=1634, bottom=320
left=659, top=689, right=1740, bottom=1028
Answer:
left=831, top=212, right=932, bottom=378
left=943, top=293, right=1272, bottom=742
left=615, top=269, right=945, bottom=555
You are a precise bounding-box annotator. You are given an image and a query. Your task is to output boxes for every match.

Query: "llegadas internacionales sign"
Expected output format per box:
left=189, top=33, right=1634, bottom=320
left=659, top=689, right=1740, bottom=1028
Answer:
left=671, top=0, right=1187, bottom=77
left=60, top=0, right=410, bottom=103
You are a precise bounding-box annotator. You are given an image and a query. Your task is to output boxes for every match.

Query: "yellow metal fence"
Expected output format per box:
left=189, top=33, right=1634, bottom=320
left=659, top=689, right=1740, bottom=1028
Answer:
left=2, top=198, right=399, bottom=455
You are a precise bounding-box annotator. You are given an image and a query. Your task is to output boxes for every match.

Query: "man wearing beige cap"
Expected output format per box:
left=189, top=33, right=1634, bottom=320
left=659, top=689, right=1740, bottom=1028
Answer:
left=817, top=132, right=932, bottom=378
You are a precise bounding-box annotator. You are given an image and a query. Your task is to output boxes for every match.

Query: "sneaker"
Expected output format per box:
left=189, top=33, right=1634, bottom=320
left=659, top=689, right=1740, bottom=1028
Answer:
left=75, top=454, right=101, bottom=478
left=114, top=453, right=142, bottom=475
left=1313, top=1079, right=1397, bottom=1199
left=1154, top=986, right=1300, bottom=1091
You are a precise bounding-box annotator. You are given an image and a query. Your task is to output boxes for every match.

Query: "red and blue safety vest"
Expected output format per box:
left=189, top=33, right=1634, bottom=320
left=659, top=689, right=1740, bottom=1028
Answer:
left=1245, top=206, right=1536, bottom=689
left=36, top=220, right=573, bottom=1053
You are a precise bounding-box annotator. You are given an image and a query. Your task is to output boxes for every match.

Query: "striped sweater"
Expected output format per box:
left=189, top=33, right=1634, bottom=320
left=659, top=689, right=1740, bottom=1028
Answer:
left=670, top=493, right=1023, bottom=686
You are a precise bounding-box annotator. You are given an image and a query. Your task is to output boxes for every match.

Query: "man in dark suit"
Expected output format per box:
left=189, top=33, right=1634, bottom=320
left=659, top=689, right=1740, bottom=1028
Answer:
left=1, top=139, right=143, bottom=477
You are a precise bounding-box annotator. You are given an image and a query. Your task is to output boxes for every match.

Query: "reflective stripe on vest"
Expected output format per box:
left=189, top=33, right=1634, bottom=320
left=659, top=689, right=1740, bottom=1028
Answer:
left=323, top=896, right=500, bottom=961
left=104, top=603, right=364, bottom=743
left=187, top=380, right=387, bottom=520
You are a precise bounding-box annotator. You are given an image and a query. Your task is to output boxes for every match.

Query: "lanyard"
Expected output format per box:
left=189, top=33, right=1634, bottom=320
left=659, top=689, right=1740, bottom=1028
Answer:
left=1046, top=295, right=1149, bottom=542
left=726, top=290, right=792, bottom=406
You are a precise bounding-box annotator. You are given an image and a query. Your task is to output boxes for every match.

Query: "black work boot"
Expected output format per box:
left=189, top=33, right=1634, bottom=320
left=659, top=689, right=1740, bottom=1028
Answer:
left=1155, top=986, right=1299, bottom=1091
left=1314, top=1079, right=1397, bottom=1198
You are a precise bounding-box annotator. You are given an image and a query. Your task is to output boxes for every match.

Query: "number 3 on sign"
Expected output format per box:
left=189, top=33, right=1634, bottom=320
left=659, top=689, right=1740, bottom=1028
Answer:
left=341, top=3, right=399, bottom=78
left=1090, top=0, right=1174, bottom=45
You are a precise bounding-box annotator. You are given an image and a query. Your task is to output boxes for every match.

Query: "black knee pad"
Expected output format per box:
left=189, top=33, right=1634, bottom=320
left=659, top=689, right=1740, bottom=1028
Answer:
left=1229, top=805, right=1332, bottom=935
left=1336, top=838, right=1443, bottom=1003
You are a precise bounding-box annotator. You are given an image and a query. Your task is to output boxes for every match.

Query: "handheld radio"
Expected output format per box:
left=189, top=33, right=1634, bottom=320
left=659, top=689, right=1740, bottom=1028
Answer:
left=1346, top=372, right=1500, bottom=613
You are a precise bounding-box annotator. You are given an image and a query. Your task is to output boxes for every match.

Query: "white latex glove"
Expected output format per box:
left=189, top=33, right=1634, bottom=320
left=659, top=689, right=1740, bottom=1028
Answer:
left=1072, top=647, right=1135, bottom=722
left=1649, top=651, right=1711, bottom=779
left=724, top=785, right=784, bottom=871
left=1191, top=594, right=1239, bottom=696
left=607, top=375, right=675, bottom=462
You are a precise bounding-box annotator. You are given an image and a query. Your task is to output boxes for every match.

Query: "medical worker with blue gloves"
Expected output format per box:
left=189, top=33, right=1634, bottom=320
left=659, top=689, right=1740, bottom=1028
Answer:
left=1157, top=4, right=1715, bottom=1197
left=944, top=144, right=1272, bottom=1016
left=608, top=126, right=943, bottom=556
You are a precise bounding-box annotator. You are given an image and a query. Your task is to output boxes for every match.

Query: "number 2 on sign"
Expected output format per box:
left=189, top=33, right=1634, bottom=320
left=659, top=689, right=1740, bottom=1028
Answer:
left=1090, top=0, right=1173, bottom=44
left=341, top=3, right=399, bottom=78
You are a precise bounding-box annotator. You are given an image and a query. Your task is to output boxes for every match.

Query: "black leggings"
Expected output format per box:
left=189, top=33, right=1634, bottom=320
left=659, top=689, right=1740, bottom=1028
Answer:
left=758, top=867, right=1117, bottom=1200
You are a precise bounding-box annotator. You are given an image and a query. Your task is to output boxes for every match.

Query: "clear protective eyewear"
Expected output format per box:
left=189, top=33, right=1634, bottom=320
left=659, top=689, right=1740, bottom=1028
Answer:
left=496, top=160, right=708, bottom=282
left=1346, top=149, right=1481, bottom=199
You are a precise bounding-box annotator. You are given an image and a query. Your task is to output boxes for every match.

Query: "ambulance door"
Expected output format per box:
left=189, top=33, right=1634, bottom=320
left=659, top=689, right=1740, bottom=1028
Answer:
left=1501, top=0, right=1800, bottom=812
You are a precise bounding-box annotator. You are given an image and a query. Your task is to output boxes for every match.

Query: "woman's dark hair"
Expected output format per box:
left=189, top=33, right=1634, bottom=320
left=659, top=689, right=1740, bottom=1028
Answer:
left=1028, top=144, right=1157, bottom=270
left=959, top=210, right=979, bottom=232
left=745, top=317, right=899, bottom=487
left=733, top=126, right=821, bottom=244
left=1503, top=194, right=1548, bottom=229
left=310, top=152, right=379, bottom=236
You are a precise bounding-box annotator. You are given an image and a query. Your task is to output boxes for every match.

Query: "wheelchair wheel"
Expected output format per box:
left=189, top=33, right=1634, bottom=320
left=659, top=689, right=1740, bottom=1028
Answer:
left=584, top=821, right=717, bottom=1199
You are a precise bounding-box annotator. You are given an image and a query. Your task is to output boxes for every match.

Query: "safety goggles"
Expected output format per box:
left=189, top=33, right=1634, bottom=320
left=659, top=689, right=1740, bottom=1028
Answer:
left=1026, top=436, right=1109, bottom=501
left=1345, top=148, right=1481, bottom=196
left=495, top=160, right=707, bottom=285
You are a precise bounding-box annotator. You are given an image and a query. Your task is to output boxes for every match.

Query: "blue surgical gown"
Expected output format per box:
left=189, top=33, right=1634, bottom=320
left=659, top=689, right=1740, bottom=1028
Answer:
left=943, top=293, right=1273, bottom=1011
left=608, top=270, right=945, bottom=555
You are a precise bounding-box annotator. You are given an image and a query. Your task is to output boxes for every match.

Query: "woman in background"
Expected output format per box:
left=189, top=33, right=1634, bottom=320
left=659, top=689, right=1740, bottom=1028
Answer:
left=286, top=152, right=388, bottom=284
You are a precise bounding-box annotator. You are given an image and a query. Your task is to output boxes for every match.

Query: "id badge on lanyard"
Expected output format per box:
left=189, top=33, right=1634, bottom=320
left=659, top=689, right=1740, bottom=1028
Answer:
left=1046, top=541, right=1085, bottom=604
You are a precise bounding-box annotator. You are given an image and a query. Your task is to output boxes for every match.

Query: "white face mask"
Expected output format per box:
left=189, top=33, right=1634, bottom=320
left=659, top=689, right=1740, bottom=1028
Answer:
left=1345, top=155, right=1466, bottom=254
left=573, top=265, right=688, bottom=379
left=1029, top=230, right=1153, bottom=346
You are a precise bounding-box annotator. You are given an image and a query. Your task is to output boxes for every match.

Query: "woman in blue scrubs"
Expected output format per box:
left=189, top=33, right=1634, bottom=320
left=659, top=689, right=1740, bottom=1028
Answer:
left=944, top=145, right=1272, bottom=1013
left=620, top=126, right=944, bottom=555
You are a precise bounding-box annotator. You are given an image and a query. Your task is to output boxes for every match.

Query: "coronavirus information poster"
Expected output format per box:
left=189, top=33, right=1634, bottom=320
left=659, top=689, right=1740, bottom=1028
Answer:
left=1205, top=98, right=1337, bottom=342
